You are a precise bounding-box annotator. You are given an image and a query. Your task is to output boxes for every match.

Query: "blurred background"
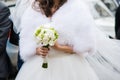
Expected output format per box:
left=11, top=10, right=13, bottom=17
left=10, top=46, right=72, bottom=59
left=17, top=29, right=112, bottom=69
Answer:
left=1, top=0, right=120, bottom=74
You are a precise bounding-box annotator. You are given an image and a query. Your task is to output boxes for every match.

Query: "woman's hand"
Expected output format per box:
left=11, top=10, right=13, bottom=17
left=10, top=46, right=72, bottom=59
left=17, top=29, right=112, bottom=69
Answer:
left=53, top=42, right=74, bottom=54
left=36, top=47, right=49, bottom=56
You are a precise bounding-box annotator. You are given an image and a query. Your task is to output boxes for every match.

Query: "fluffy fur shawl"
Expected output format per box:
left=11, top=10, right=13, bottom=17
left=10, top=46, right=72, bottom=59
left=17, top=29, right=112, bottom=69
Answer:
left=18, top=0, right=96, bottom=61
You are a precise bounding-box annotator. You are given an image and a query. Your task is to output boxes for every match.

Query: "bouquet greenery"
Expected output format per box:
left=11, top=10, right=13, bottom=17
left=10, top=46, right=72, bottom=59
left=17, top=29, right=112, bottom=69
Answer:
left=34, top=24, right=59, bottom=68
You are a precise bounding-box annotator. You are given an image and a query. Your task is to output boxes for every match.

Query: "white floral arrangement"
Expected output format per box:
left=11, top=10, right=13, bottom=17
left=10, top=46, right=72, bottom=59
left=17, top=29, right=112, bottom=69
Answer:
left=34, top=24, right=59, bottom=68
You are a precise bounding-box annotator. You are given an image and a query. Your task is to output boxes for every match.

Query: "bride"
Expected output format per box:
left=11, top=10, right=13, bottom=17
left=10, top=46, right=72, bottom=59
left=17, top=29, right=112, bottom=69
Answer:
left=14, top=0, right=120, bottom=80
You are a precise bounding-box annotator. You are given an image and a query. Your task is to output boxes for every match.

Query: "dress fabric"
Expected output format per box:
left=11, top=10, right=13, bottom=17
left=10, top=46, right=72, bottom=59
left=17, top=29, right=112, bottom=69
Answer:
left=15, top=0, right=120, bottom=80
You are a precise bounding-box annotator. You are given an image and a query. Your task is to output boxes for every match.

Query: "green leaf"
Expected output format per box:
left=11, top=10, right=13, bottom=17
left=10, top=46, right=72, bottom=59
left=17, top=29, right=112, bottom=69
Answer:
left=35, top=29, right=41, bottom=36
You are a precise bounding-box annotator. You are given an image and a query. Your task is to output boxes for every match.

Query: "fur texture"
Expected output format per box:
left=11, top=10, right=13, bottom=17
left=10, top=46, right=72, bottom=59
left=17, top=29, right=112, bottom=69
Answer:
left=19, top=0, right=96, bottom=61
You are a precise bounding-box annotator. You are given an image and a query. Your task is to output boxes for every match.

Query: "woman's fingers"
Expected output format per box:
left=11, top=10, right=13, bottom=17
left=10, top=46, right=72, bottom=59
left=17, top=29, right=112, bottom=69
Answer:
left=36, top=47, right=49, bottom=56
left=41, top=47, right=49, bottom=51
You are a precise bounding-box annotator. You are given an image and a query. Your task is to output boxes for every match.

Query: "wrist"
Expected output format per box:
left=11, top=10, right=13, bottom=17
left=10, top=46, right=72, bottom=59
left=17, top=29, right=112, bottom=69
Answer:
left=58, top=45, right=73, bottom=53
left=56, top=45, right=62, bottom=50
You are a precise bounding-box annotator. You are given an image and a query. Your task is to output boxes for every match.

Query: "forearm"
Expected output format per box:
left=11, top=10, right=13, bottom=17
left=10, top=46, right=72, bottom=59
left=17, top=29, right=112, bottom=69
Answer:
left=55, top=45, right=74, bottom=53
left=0, top=4, right=11, bottom=53
left=0, top=19, right=12, bottom=52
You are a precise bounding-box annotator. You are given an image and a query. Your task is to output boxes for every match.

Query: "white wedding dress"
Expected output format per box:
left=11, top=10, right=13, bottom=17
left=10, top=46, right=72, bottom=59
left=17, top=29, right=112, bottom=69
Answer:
left=14, top=0, right=120, bottom=80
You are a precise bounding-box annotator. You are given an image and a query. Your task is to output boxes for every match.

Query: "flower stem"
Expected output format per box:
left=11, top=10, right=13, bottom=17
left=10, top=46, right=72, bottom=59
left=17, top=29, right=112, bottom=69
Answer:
left=42, top=57, right=48, bottom=68
left=42, top=45, right=49, bottom=68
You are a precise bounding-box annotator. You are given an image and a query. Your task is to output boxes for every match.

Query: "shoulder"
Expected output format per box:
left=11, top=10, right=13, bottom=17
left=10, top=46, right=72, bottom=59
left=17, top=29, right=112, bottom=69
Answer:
left=0, top=2, right=10, bottom=22
left=0, top=2, right=6, bottom=9
left=0, top=2, right=10, bottom=15
left=62, top=0, right=92, bottom=17
left=72, top=0, right=91, bottom=14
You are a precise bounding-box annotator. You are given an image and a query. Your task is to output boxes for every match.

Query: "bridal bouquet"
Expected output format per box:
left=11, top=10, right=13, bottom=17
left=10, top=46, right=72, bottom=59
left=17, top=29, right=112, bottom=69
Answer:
left=34, top=24, right=59, bottom=68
